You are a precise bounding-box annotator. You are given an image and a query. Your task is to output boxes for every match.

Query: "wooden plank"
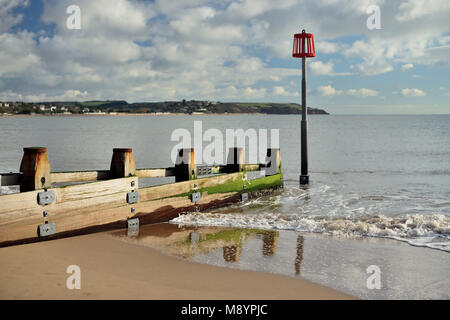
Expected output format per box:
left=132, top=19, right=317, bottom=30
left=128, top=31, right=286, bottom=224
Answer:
left=55, top=177, right=137, bottom=203
left=0, top=190, right=238, bottom=244
left=51, top=191, right=238, bottom=236
left=136, top=168, right=168, bottom=178
left=139, top=172, right=243, bottom=202
left=0, top=173, right=21, bottom=186
left=242, top=164, right=261, bottom=172
left=50, top=171, right=109, bottom=184
left=0, top=177, right=137, bottom=243
left=0, top=170, right=279, bottom=245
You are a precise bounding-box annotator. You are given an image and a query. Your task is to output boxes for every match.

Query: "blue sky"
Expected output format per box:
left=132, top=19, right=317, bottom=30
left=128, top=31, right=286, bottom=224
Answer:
left=0, top=0, right=449, bottom=114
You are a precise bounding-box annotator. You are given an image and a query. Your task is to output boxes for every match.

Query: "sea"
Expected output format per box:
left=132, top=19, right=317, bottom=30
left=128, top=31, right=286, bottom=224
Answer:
left=1, top=114, right=449, bottom=298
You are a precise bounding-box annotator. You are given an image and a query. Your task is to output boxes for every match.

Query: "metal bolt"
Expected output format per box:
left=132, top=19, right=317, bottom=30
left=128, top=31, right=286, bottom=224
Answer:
left=131, top=207, right=135, bottom=213
left=43, top=211, right=48, bottom=217
left=41, top=177, right=46, bottom=184
left=131, top=181, right=135, bottom=187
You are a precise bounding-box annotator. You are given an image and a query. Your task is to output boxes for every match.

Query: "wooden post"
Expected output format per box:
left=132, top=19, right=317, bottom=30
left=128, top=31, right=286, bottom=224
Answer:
left=265, top=148, right=281, bottom=176
left=262, top=231, right=279, bottom=256
left=225, top=147, right=244, bottom=173
left=174, top=148, right=197, bottom=182
left=110, top=148, right=136, bottom=178
left=223, top=245, right=242, bottom=262
left=19, top=147, right=51, bottom=192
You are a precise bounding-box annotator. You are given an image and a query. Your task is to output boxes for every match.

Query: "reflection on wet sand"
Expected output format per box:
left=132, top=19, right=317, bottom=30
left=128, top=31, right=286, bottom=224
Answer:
left=262, top=232, right=278, bottom=256
left=109, top=223, right=282, bottom=265
left=295, top=235, right=304, bottom=275
left=223, top=245, right=242, bottom=262
left=108, top=222, right=450, bottom=299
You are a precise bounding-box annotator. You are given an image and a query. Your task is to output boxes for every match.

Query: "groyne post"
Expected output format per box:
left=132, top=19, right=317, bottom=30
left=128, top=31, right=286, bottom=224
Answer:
left=175, top=148, right=197, bottom=182
left=225, top=147, right=244, bottom=173
left=110, top=148, right=136, bottom=178
left=19, top=147, right=51, bottom=192
left=265, top=148, right=281, bottom=176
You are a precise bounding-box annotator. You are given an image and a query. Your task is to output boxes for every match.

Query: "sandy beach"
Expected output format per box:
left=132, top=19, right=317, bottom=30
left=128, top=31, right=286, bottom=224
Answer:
left=0, top=231, right=353, bottom=300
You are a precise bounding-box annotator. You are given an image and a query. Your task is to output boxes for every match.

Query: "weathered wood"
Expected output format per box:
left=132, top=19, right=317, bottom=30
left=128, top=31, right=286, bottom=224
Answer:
left=139, top=172, right=243, bottom=202
left=136, top=168, right=174, bottom=178
left=225, top=147, right=244, bottom=173
left=50, top=170, right=110, bottom=184
left=0, top=173, right=21, bottom=186
left=0, top=177, right=137, bottom=243
left=19, top=147, right=51, bottom=191
left=265, top=148, right=281, bottom=176
left=174, top=148, right=197, bottom=182
left=110, top=148, right=136, bottom=178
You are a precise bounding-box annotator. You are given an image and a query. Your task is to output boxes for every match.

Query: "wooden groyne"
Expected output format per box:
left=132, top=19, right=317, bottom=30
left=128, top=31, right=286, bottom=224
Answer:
left=0, top=147, right=283, bottom=247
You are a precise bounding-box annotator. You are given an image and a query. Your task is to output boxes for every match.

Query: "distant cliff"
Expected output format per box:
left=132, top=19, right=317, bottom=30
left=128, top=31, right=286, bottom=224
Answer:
left=79, top=100, right=329, bottom=115
left=1, top=100, right=329, bottom=115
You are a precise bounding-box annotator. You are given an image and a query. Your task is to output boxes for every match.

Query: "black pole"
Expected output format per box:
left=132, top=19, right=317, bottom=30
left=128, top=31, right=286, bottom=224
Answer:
left=300, top=31, right=309, bottom=185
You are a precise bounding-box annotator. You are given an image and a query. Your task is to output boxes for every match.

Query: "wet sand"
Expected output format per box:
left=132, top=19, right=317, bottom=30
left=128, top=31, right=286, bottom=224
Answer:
left=0, top=231, right=353, bottom=300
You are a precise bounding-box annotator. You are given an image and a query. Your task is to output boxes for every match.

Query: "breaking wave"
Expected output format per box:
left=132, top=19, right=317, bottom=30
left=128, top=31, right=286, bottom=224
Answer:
left=171, top=186, right=450, bottom=253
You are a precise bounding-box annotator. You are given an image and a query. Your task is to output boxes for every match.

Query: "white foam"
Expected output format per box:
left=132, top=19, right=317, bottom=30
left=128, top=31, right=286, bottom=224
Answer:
left=171, top=212, right=450, bottom=252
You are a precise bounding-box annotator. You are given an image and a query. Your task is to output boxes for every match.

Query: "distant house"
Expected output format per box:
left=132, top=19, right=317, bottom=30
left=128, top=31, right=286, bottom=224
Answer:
left=50, top=106, right=57, bottom=112
left=39, top=105, right=46, bottom=111
left=82, top=108, right=90, bottom=113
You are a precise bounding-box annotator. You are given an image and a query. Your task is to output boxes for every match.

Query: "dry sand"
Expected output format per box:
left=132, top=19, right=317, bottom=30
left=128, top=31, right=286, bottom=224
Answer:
left=0, top=232, right=353, bottom=300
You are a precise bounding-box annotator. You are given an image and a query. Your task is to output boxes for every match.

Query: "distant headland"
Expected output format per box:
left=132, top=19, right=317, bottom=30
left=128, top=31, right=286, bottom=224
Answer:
left=0, top=100, right=329, bottom=116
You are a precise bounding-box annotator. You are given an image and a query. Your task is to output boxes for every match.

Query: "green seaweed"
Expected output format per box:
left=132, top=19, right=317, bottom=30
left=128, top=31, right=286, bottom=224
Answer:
left=149, top=173, right=283, bottom=202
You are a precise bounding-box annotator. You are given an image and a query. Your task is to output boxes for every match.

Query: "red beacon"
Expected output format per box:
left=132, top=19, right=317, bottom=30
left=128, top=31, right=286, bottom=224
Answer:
left=292, top=29, right=315, bottom=58
left=292, top=29, right=315, bottom=186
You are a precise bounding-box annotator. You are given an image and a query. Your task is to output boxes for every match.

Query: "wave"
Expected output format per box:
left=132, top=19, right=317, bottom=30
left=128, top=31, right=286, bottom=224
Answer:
left=171, top=211, right=450, bottom=252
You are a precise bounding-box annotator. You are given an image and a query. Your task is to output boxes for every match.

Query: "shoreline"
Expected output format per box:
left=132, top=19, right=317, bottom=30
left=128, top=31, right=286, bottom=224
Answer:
left=0, top=231, right=353, bottom=300
left=0, top=112, right=329, bottom=118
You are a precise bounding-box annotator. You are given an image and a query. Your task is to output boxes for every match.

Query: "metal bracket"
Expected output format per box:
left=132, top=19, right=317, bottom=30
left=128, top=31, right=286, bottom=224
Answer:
left=197, top=166, right=212, bottom=176
left=127, top=218, right=139, bottom=237
left=240, top=193, right=249, bottom=202
left=37, top=190, right=55, bottom=205
left=127, top=191, right=140, bottom=204
left=191, top=192, right=201, bottom=203
left=38, top=222, right=56, bottom=237
left=190, top=231, right=200, bottom=243
left=127, top=218, right=139, bottom=229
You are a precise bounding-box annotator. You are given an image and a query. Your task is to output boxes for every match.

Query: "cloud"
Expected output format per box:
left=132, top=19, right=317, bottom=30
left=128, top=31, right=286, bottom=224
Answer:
left=0, top=89, right=89, bottom=101
left=309, top=61, right=334, bottom=75
left=400, top=63, right=414, bottom=71
left=347, top=88, right=378, bottom=97
left=243, top=87, right=267, bottom=98
left=272, top=86, right=298, bottom=97
left=0, top=0, right=28, bottom=33
left=314, top=85, right=343, bottom=96
left=316, top=41, right=339, bottom=54
left=400, top=88, right=427, bottom=97
left=396, top=0, right=449, bottom=21
left=0, top=0, right=449, bottom=105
